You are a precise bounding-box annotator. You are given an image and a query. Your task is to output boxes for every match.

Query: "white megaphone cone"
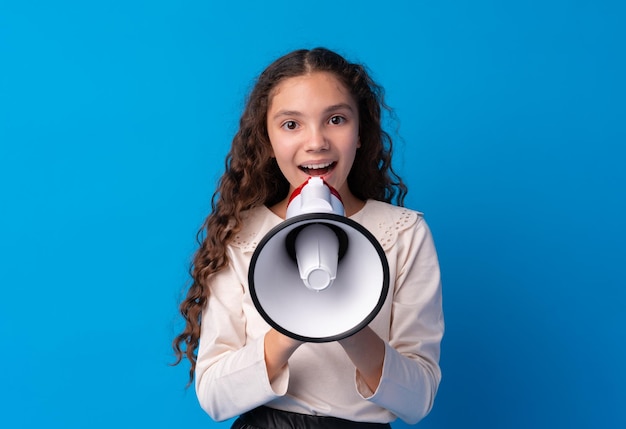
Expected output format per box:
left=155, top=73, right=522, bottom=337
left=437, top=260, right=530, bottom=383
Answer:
left=249, top=177, right=390, bottom=342
left=286, top=177, right=345, bottom=291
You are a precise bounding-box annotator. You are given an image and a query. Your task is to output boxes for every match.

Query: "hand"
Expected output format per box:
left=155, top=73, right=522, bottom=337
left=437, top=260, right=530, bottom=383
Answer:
left=264, top=328, right=304, bottom=382
left=338, top=327, right=385, bottom=392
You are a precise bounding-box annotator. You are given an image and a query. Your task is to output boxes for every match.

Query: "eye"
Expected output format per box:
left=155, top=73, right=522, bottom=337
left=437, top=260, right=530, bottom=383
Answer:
left=329, top=115, right=346, bottom=125
left=281, top=120, right=298, bottom=130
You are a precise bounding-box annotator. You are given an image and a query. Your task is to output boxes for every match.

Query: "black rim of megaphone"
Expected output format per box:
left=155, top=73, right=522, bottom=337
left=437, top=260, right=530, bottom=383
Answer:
left=248, top=212, right=390, bottom=343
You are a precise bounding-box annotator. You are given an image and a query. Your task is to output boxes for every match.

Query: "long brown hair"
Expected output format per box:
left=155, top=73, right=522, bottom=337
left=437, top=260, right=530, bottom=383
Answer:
left=172, top=47, right=407, bottom=385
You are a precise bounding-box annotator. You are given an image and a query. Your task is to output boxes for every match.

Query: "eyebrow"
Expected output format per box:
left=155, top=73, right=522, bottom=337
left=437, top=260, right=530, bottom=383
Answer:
left=271, top=103, right=355, bottom=120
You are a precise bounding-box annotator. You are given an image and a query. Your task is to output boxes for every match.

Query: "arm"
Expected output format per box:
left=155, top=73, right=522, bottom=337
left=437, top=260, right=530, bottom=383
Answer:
left=194, top=262, right=293, bottom=421
left=349, top=215, right=444, bottom=424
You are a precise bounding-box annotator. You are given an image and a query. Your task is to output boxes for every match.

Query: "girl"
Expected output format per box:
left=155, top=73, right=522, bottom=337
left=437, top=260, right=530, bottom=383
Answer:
left=173, top=48, right=444, bottom=428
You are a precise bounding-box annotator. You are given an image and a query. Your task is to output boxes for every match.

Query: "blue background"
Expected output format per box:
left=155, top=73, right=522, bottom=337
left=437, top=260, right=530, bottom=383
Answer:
left=1, top=1, right=624, bottom=428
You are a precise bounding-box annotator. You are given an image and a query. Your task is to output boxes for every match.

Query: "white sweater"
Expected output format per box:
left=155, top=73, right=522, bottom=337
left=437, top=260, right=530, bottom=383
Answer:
left=195, top=200, right=444, bottom=424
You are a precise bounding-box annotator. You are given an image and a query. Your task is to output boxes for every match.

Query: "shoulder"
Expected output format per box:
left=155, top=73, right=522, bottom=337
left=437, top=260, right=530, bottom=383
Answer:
left=354, top=200, right=425, bottom=251
left=230, top=206, right=283, bottom=253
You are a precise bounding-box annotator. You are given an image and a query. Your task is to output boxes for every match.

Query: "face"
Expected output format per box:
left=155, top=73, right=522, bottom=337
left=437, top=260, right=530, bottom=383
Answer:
left=266, top=71, right=360, bottom=200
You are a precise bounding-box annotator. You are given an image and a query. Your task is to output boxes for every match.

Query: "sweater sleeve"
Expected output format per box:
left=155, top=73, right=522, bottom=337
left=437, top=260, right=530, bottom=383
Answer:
left=194, top=257, right=289, bottom=422
left=357, top=215, right=444, bottom=424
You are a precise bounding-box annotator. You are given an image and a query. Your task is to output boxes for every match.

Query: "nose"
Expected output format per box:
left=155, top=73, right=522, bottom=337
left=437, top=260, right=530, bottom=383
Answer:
left=305, top=127, right=329, bottom=152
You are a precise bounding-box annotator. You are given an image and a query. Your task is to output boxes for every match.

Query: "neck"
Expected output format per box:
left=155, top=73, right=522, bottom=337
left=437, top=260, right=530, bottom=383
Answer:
left=340, top=194, right=366, bottom=217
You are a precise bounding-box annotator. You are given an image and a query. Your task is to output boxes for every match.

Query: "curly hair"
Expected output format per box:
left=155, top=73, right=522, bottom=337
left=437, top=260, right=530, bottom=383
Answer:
left=172, top=47, right=407, bottom=385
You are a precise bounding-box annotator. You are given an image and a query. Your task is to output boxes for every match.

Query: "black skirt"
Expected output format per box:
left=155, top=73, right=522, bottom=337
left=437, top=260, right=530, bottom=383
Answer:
left=231, top=406, right=392, bottom=429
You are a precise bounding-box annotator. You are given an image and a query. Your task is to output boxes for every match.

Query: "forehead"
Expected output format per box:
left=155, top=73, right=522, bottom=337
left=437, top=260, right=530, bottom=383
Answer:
left=268, top=72, right=355, bottom=110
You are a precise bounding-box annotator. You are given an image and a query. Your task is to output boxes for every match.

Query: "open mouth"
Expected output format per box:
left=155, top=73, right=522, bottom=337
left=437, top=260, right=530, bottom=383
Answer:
left=299, top=161, right=336, bottom=177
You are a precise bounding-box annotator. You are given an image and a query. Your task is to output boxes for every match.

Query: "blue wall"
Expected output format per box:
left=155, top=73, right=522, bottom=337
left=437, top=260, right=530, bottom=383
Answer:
left=1, top=1, right=624, bottom=428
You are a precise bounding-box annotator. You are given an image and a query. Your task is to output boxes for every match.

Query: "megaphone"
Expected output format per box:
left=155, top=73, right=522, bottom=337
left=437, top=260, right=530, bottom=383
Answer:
left=249, top=177, right=389, bottom=342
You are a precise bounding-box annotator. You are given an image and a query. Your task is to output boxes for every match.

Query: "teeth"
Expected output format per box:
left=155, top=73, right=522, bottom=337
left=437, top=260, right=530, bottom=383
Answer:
left=302, top=162, right=333, bottom=170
